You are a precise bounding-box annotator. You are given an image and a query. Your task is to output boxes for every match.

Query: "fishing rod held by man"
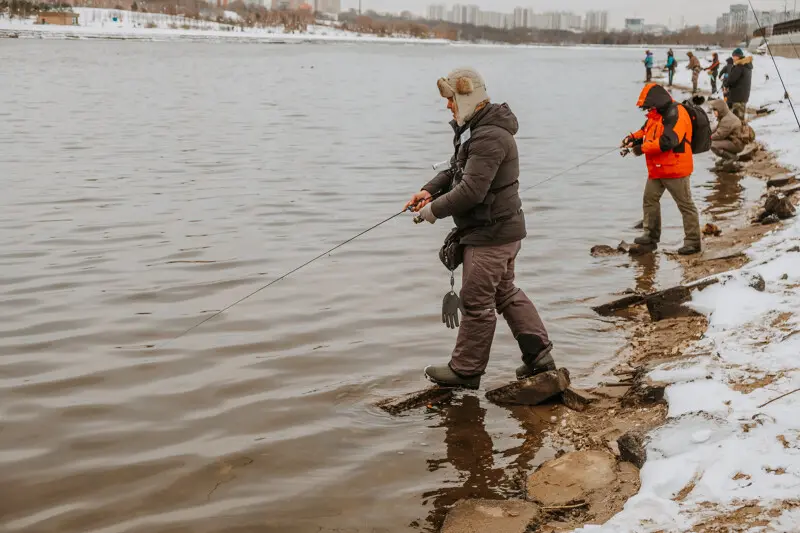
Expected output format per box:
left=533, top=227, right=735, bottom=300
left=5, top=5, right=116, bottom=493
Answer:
left=405, top=67, right=557, bottom=390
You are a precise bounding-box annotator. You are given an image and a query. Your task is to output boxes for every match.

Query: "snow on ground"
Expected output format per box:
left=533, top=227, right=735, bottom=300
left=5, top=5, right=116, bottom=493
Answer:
left=0, top=8, right=448, bottom=45
left=575, top=56, right=800, bottom=532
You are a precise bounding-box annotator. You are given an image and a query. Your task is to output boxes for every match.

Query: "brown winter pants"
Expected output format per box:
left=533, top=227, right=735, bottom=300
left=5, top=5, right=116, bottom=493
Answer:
left=692, top=71, right=700, bottom=93
left=450, top=241, right=549, bottom=377
left=642, top=177, right=702, bottom=248
left=711, top=140, right=744, bottom=159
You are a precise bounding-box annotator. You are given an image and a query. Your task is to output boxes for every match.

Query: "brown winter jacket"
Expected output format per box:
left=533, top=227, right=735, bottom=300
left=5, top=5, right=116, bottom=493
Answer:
left=687, top=54, right=702, bottom=72
left=423, top=103, right=526, bottom=246
left=710, top=99, right=746, bottom=151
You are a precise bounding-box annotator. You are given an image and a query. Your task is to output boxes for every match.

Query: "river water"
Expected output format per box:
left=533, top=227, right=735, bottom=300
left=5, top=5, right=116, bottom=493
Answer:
left=0, top=41, right=757, bottom=533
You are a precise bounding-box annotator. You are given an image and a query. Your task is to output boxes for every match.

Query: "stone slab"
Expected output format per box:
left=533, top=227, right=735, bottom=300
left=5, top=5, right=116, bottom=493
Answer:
left=486, top=369, right=570, bottom=406
left=441, top=499, right=540, bottom=533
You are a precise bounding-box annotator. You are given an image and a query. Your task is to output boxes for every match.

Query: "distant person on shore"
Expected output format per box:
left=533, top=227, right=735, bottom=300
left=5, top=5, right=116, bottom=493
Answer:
left=723, top=48, right=753, bottom=123
left=706, top=52, right=721, bottom=94
left=720, top=56, right=735, bottom=99
left=709, top=99, right=749, bottom=161
left=644, top=50, right=654, bottom=82
left=621, top=83, right=702, bottom=256
left=666, top=49, right=677, bottom=87
left=406, top=67, right=556, bottom=390
left=687, top=51, right=702, bottom=94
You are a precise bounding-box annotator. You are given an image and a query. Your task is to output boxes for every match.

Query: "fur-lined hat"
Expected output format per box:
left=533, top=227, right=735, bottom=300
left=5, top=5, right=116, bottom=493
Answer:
left=437, top=67, right=490, bottom=126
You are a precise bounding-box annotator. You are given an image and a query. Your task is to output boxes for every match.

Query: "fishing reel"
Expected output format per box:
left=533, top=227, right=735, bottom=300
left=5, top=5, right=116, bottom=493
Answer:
left=620, top=147, right=632, bottom=158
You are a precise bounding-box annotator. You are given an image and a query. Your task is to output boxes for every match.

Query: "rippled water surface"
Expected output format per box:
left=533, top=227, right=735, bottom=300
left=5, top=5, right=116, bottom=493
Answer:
left=1, top=41, right=743, bottom=532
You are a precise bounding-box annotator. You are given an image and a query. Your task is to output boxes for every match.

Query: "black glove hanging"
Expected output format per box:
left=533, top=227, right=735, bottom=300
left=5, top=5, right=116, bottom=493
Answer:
left=442, top=270, right=461, bottom=329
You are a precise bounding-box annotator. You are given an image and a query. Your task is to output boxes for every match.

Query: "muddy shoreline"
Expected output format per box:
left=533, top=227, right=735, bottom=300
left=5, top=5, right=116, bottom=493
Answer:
left=431, top=88, right=799, bottom=532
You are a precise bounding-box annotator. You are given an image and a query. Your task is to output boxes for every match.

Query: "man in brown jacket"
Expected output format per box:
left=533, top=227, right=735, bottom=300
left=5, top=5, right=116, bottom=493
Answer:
left=687, top=52, right=702, bottom=94
left=406, top=67, right=556, bottom=389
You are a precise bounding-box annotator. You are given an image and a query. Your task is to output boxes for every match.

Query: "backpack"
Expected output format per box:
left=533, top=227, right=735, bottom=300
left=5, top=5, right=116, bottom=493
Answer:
left=681, top=101, right=712, bottom=154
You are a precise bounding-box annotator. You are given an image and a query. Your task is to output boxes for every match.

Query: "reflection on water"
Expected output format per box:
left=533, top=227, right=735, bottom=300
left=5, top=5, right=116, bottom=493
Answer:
left=423, top=395, right=513, bottom=530
left=420, top=395, right=553, bottom=531
left=702, top=170, right=764, bottom=222
left=631, top=252, right=659, bottom=294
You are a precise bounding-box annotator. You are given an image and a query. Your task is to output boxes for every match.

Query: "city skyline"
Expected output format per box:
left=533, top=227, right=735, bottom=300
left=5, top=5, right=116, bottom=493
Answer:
left=340, top=0, right=799, bottom=29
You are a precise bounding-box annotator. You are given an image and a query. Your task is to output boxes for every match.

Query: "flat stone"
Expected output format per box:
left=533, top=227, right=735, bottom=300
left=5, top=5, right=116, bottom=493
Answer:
left=486, top=369, right=570, bottom=406
left=617, top=430, right=647, bottom=469
left=767, top=175, right=795, bottom=188
left=621, top=372, right=668, bottom=407
left=561, top=387, right=599, bottom=412
left=702, top=223, right=722, bottom=236
left=737, top=144, right=759, bottom=162
left=765, top=193, right=796, bottom=220
left=376, top=386, right=453, bottom=415
left=593, top=384, right=631, bottom=400
left=441, top=499, right=540, bottom=533
left=590, top=244, right=622, bottom=257
left=645, top=286, right=701, bottom=321
left=592, top=293, right=646, bottom=317
left=526, top=450, right=618, bottom=507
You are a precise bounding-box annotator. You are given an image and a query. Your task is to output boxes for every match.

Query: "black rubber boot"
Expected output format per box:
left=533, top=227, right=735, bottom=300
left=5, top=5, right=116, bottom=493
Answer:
left=516, top=335, right=557, bottom=380
left=678, top=244, right=702, bottom=256
left=424, top=364, right=481, bottom=390
left=634, top=235, right=658, bottom=245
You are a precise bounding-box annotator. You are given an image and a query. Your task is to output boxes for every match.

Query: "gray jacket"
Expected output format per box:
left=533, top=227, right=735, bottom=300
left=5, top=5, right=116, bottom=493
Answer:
left=423, top=103, right=526, bottom=246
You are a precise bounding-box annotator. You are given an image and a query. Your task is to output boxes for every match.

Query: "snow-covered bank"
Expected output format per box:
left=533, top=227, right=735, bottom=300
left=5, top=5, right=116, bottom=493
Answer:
left=0, top=8, right=449, bottom=45
left=575, top=56, right=800, bottom=532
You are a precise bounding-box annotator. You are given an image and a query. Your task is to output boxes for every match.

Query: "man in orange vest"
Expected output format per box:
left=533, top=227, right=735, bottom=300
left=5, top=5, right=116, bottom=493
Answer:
left=622, top=83, right=702, bottom=255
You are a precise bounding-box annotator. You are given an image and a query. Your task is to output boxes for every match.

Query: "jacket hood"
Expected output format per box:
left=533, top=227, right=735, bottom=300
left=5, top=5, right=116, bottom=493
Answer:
left=726, top=57, right=734, bottom=64
left=460, top=102, right=519, bottom=135
left=709, top=99, right=731, bottom=118
left=735, top=56, right=754, bottom=68
left=636, top=83, right=673, bottom=111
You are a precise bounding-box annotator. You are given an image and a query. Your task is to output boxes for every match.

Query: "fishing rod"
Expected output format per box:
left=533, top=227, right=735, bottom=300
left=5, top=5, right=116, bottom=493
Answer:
left=413, top=146, right=619, bottom=223
left=748, top=0, right=800, bottom=130
left=158, top=147, right=618, bottom=348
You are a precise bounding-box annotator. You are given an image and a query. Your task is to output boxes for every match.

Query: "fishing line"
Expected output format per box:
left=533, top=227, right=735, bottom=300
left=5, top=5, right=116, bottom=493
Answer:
left=159, top=208, right=409, bottom=348
left=518, top=147, right=619, bottom=195
left=158, top=148, right=618, bottom=347
left=748, top=0, right=800, bottom=130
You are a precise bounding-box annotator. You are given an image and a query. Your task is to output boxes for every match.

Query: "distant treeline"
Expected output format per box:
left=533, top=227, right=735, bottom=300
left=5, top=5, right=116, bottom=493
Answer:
left=0, top=0, right=748, bottom=46
left=339, top=10, right=746, bottom=46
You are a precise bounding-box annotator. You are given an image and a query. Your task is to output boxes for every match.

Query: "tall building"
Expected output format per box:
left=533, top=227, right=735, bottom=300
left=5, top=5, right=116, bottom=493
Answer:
left=717, top=13, right=731, bottom=33
left=729, top=4, right=749, bottom=34
left=273, top=0, right=305, bottom=9
left=625, top=18, right=645, bottom=33
left=449, top=4, right=467, bottom=24
left=531, top=13, right=551, bottom=29
left=512, top=6, right=534, bottom=28
left=478, top=10, right=506, bottom=29
left=465, top=4, right=480, bottom=25
left=427, top=4, right=446, bottom=21
left=545, top=12, right=581, bottom=31
left=315, top=0, right=339, bottom=15
left=585, top=10, right=608, bottom=32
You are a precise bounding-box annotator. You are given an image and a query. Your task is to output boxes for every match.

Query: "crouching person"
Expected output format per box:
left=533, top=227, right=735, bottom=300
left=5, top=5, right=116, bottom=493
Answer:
left=710, top=99, right=748, bottom=161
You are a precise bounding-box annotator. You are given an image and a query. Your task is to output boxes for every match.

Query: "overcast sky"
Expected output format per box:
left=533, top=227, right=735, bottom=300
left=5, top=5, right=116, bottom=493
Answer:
left=341, top=0, right=796, bottom=28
